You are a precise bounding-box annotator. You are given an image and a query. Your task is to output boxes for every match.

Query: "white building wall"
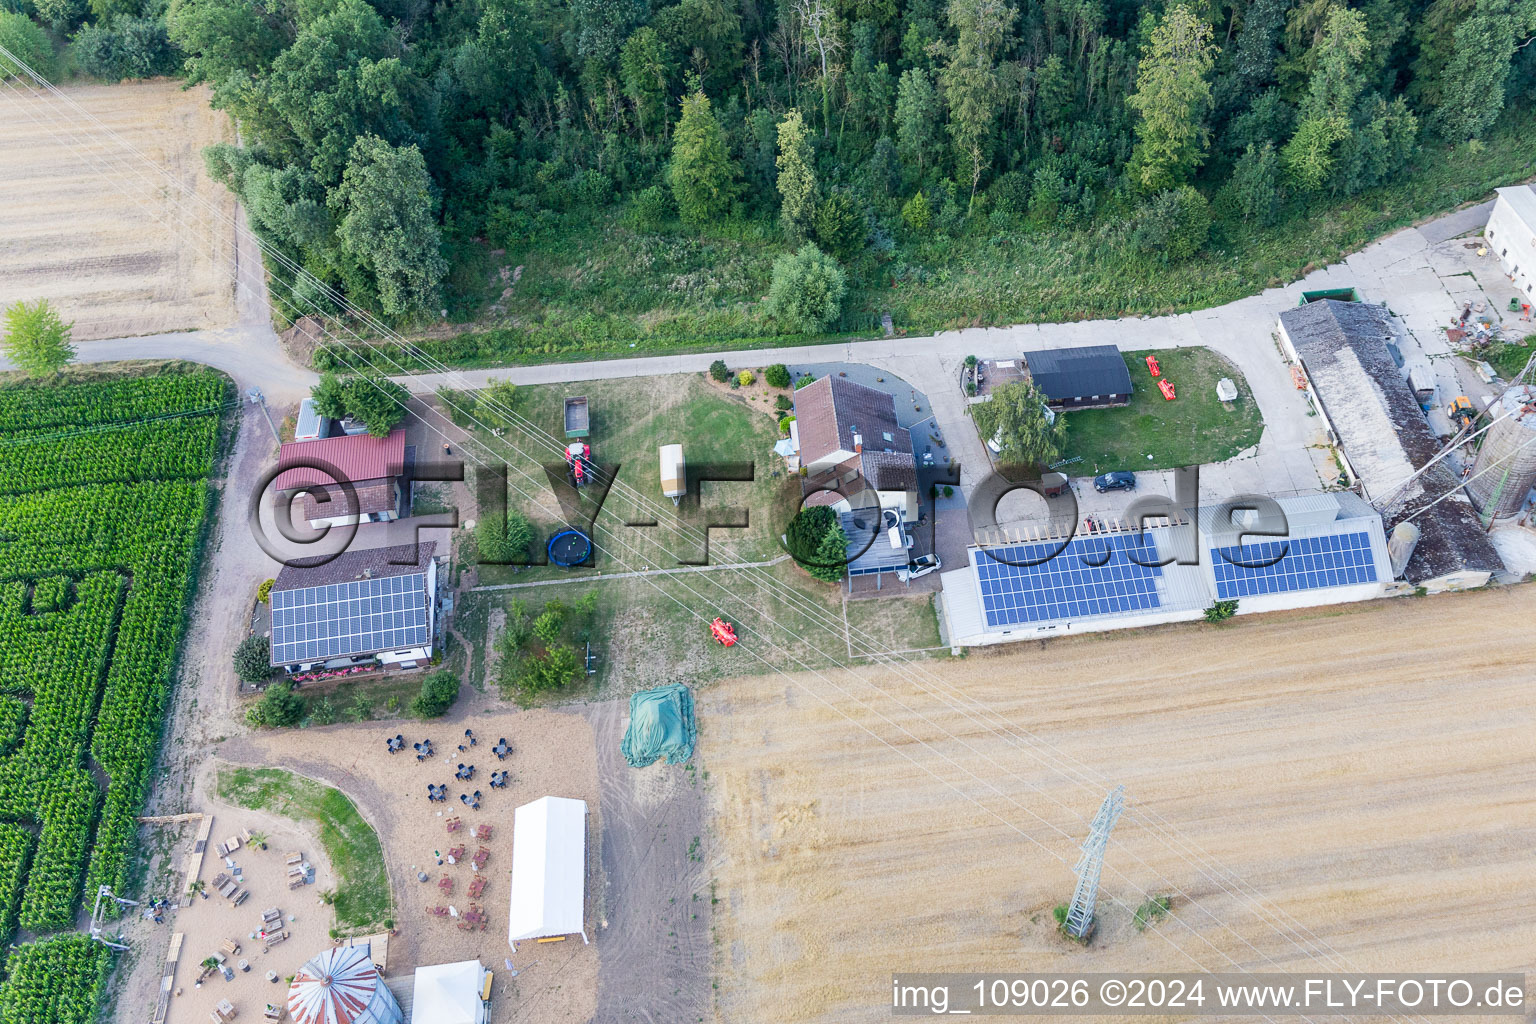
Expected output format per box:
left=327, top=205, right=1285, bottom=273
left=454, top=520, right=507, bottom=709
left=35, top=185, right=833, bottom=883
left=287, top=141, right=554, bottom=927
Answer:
left=1487, top=188, right=1536, bottom=303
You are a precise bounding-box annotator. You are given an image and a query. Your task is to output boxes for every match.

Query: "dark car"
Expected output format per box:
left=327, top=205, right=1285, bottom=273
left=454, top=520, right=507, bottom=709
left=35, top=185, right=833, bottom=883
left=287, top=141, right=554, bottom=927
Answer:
left=1093, top=471, right=1137, bottom=493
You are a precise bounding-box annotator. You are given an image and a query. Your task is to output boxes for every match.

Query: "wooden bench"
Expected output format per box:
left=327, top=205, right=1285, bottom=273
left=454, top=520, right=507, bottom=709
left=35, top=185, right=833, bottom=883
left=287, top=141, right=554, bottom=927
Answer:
left=283, top=852, right=303, bottom=866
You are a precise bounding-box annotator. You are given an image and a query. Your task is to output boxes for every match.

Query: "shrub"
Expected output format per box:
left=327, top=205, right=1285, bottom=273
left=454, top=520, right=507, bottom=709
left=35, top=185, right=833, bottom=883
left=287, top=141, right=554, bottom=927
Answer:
left=256, top=579, right=274, bottom=604
left=309, top=696, right=338, bottom=726
left=794, top=374, right=816, bottom=389
left=625, top=184, right=673, bottom=229
left=410, top=670, right=460, bottom=719
left=247, top=685, right=304, bottom=728
left=474, top=509, right=534, bottom=565
left=774, top=394, right=792, bottom=411
left=574, top=168, right=613, bottom=207
left=778, top=415, right=794, bottom=435
left=764, top=363, right=792, bottom=389
left=737, top=369, right=755, bottom=387
left=233, top=635, right=271, bottom=683
left=708, top=359, right=731, bottom=383
left=765, top=243, right=846, bottom=334
left=1130, top=186, right=1210, bottom=262
left=1203, top=599, right=1238, bottom=623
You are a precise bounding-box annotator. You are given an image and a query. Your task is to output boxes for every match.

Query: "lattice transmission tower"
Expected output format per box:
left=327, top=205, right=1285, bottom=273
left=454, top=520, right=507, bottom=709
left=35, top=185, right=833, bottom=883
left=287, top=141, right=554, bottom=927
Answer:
left=1063, top=786, right=1124, bottom=940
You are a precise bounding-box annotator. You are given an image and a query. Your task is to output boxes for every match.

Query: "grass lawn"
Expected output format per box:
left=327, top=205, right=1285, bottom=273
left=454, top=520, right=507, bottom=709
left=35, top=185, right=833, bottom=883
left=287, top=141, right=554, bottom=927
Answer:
left=457, top=562, right=943, bottom=703
left=1057, top=348, right=1264, bottom=475
left=214, top=766, right=393, bottom=934
left=461, top=372, right=800, bottom=584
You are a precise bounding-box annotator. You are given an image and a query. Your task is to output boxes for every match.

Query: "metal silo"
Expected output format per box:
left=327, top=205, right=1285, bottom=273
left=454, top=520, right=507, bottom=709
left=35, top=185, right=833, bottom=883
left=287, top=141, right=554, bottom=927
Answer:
left=1466, top=384, right=1536, bottom=520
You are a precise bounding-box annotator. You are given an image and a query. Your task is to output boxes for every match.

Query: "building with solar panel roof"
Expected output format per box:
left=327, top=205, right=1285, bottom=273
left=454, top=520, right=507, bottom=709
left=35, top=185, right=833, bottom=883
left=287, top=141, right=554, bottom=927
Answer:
left=939, top=493, right=1391, bottom=646
left=268, top=542, right=441, bottom=672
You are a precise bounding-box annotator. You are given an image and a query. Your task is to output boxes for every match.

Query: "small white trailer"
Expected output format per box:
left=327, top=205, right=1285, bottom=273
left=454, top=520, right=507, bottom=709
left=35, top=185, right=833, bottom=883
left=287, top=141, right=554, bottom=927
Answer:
left=660, top=444, right=686, bottom=504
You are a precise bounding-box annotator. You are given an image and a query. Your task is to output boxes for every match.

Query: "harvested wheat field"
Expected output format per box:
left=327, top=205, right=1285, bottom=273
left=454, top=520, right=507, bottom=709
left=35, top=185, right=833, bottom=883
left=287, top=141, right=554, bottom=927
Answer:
left=704, top=586, right=1536, bottom=1023
left=0, top=81, right=236, bottom=339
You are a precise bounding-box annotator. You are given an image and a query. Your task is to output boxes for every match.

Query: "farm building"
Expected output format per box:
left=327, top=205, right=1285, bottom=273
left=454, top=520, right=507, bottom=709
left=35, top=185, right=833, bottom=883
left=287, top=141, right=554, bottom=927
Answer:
left=268, top=542, right=441, bottom=672
left=1486, top=185, right=1536, bottom=303
left=288, top=943, right=403, bottom=1024
left=1278, top=298, right=1503, bottom=591
left=275, top=429, right=412, bottom=529
left=508, top=796, right=589, bottom=944
left=939, top=492, right=1393, bottom=645
left=789, top=376, right=923, bottom=578
left=1022, top=345, right=1133, bottom=409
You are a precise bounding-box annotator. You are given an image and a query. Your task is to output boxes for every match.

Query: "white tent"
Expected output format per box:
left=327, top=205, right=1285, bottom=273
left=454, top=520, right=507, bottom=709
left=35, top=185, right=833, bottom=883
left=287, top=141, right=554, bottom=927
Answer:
left=410, top=960, right=486, bottom=1024
left=507, top=795, right=588, bottom=943
left=287, top=943, right=403, bottom=1024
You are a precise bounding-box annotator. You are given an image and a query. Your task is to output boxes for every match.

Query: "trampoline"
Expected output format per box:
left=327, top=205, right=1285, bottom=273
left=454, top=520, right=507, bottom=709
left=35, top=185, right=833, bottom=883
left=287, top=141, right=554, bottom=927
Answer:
left=548, top=529, right=593, bottom=567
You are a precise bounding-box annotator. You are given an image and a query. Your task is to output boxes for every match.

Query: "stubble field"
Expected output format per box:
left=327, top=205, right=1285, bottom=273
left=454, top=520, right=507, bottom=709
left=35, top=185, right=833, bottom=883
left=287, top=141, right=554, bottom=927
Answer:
left=703, top=586, right=1536, bottom=1023
left=0, top=81, right=236, bottom=340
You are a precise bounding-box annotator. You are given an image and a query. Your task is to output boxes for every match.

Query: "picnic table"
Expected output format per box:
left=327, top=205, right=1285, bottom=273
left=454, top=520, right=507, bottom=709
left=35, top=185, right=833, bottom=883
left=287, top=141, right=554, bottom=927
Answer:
left=438, top=876, right=454, bottom=895
left=445, top=817, right=462, bottom=833
left=474, top=824, right=494, bottom=841
left=447, top=845, right=465, bottom=860
left=492, top=738, right=510, bottom=759
left=472, top=847, right=490, bottom=868
left=468, top=877, right=487, bottom=899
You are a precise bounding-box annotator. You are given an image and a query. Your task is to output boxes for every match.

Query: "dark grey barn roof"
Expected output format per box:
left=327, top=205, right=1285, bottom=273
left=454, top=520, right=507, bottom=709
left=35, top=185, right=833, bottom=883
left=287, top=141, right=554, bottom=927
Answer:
left=1024, top=346, right=1133, bottom=401
left=1281, top=299, right=1501, bottom=583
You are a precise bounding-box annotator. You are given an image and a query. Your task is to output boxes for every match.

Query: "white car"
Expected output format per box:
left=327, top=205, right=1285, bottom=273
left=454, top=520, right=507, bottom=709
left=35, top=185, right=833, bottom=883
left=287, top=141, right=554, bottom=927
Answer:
left=896, top=554, right=941, bottom=582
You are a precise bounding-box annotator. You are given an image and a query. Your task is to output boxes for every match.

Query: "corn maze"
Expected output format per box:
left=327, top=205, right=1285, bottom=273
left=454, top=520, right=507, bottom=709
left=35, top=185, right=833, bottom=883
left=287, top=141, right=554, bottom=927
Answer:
left=0, top=371, right=230, bottom=1023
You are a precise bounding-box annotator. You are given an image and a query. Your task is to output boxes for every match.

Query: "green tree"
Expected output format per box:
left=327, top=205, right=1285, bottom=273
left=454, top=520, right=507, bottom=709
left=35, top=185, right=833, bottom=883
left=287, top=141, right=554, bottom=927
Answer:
left=410, top=670, right=460, bottom=718
left=654, top=0, right=742, bottom=95
left=1431, top=0, right=1536, bottom=141
left=775, top=109, right=818, bottom=237
left=619, top=27, right=673, bottom=138
left=0, top=12, right=56, bottom=78
left=901, top=189, right=932, bottom=232
left=785, top=504, right=835, bottom=563
left=1228, top=141, right=1280, bottom=225
left=764, top=363, right=792, bottom=388
left=806, top=522, right=849, bottom=582
left=1, top=299, right=74, bottom=377
left=894, top=67, right=943, bottom=181
left=973, top=379, right=1064, bottom=467
left=310, top=373, right=410, bottom=436
left=474, top=508, right=534, bottom=564
left=1126, top=4, right=1218, bottom=193
left=233, top=635, right=271, bottom=683
left=812, top=191, right=865, bottom=261
left=329, top=135, right=448, bottom=317
left=765, top=243, right=847, bottom=332
left=669, top=89, right=739, bottom=226
left=166, top=0, right=285, bottom=85
left=1281, top=112, right=1349, bottom=191
left=1297, top=6, right=1370, bottom=124
left=532, top=603, right=565, bottom=646
left=936, top=0, right=1016, bottom=202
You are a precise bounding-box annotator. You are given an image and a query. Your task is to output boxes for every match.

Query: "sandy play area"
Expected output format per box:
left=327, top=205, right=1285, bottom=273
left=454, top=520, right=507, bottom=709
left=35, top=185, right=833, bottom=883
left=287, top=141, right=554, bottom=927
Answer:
left=164, top=808, right=337, bottom=1024
left=704, top=585, right=1536, bottom=1023
left=209, top=706, right=602, bottom=1024
left=0, top=81, right=237, bottom=340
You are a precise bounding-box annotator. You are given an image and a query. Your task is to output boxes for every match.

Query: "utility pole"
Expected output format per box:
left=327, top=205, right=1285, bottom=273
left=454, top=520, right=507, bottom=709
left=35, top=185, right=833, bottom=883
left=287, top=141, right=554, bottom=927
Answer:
left=1064, top=785, right=1124, bottom=941
left=246, top=386, right=279, bottom=443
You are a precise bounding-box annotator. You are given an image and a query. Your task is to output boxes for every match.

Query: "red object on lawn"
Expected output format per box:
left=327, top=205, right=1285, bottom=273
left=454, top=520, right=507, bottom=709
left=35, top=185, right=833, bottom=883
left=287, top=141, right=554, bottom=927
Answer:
left=1145, top=355, right=1161, bottom=377
left=710, top=618, right=738, bottom=646
left=1158, top=379, right=1177, bottom=401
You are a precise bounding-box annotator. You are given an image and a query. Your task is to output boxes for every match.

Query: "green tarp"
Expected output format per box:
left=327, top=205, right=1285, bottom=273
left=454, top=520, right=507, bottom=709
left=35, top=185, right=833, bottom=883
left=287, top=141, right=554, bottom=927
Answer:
left=620, top=683, right=696, bottom=767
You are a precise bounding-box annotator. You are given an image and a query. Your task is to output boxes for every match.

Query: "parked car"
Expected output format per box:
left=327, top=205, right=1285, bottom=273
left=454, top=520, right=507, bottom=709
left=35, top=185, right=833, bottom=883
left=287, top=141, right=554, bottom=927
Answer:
left=896, top=554, right=941, bottom=582
left=1093, top=471, right=1137, bottom=493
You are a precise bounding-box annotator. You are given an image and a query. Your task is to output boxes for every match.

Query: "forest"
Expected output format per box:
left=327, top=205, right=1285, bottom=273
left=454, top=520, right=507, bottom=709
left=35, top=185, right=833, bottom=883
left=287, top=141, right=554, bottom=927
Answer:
left=3, top=0, right=1535, bottom=358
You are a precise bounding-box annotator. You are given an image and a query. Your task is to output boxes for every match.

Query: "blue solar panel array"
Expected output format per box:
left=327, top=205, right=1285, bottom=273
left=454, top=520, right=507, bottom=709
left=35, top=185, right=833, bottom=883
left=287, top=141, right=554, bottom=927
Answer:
left=270, top=572, right=430, bottom=665
left=1211, top=531, right=1377, bottom=600
left=976, top=535, right=1165, bottom=628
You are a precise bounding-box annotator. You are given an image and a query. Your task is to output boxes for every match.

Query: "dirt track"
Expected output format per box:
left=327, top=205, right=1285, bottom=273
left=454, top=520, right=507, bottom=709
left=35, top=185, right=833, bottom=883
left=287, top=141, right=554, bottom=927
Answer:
left=703, top=586, right=1536, bottom=1023
left=0, top=80, right=237, bottom=339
